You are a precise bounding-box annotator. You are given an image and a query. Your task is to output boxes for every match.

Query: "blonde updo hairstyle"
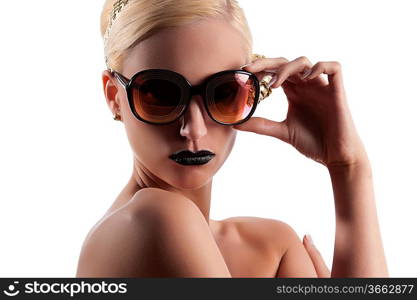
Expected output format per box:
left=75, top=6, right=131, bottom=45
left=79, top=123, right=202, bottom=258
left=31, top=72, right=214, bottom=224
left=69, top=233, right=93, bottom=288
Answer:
left=100, top=0, right=255, bottom=72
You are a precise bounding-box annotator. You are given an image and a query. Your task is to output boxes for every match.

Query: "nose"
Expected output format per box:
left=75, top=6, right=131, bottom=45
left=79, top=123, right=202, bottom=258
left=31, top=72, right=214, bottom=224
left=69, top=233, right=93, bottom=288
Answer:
left=179, top=95, right=208, bottom=141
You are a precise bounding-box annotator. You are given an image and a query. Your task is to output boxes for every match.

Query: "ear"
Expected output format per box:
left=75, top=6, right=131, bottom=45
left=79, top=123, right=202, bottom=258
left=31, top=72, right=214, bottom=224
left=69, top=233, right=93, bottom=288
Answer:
left=102, top=70, right=123, bottom=121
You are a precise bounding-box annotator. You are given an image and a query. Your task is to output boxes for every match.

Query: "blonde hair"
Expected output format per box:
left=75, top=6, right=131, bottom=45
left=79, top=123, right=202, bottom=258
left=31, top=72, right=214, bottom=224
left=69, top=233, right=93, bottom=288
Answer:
left=100, top=0, right=254, bottom=72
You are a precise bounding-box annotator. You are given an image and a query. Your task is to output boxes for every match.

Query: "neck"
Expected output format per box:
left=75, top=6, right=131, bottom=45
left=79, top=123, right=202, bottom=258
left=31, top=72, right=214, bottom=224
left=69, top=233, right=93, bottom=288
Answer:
left=114, top=156, right=214, bottom=224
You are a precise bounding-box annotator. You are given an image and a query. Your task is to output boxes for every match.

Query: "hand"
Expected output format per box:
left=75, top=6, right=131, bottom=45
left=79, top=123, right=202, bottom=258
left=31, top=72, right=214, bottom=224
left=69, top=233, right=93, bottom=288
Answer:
left=234, top=56, right=368, bottom=168
left=303, top=234, right=330, bottom=277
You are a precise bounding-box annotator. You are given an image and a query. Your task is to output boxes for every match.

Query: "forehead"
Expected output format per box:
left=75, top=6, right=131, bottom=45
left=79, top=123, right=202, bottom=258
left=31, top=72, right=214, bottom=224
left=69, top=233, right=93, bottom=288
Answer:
left=122, top=18, right=249, bottom=85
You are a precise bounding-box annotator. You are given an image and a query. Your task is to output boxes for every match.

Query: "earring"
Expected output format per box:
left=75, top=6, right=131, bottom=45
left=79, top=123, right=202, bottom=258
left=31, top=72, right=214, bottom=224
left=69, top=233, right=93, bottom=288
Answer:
left=113, top=113, right=121, bottom=121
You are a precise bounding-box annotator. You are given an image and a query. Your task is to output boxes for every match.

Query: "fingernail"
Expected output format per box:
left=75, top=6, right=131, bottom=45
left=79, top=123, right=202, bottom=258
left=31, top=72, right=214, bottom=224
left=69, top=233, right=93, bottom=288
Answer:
left=300, top=68, right=312, bottom=80
left=306, top=234, right=314, bottom=245
left=268, top=75, right=279, bottom=87
left=240, top=63, right=252, bottom=69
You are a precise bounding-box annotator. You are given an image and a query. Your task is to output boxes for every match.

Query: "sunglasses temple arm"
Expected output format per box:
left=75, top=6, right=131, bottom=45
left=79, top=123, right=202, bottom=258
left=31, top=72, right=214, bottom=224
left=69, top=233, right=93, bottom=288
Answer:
left=111, top=70, right=130, bottom=87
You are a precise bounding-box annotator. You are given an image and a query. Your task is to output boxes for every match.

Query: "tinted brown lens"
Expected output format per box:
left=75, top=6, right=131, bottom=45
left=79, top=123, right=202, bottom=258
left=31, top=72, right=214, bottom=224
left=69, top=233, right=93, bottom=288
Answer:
left=131, top=77, right=184, bottom=123
left=208, top=73, right=256, bottom=124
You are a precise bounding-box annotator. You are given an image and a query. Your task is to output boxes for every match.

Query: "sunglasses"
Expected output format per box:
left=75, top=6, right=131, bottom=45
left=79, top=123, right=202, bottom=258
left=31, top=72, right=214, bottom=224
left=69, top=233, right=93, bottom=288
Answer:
left=110, top=67, right=271, bottom=126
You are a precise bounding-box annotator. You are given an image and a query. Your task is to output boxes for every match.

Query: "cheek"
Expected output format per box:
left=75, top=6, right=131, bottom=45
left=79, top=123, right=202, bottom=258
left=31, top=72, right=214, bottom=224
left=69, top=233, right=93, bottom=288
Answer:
left=226, top=129, right=237, bottom=153
left=218, top=127, right=237, bottom=157
left=124, top=121, right=167, bottom=160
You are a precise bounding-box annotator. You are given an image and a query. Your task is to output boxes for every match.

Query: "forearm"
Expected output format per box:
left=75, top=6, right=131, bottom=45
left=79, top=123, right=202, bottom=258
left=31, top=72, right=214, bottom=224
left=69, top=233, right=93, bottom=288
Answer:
left=328, top=158, right=388, bottom=277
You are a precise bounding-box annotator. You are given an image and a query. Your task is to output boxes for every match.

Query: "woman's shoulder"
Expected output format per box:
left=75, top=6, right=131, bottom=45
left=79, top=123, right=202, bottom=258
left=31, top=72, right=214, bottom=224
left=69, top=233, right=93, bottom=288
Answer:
left=224, top=216, right=302, bottom=257
left=226, top=216, right=317, bottom=277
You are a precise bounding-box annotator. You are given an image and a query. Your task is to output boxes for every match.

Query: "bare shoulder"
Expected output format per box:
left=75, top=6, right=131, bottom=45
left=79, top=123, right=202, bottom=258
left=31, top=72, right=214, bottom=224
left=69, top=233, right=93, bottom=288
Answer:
left=76, top=188, right=211, bottom=277
left=76, top=189, right=159, bottom=277
left=226, top=216, right=317, bottom=277
left=225, top=216, right=302, bottom=256
left=77, top=189, right=233, bottom=277
left=76, top=204, right=138, bottom=277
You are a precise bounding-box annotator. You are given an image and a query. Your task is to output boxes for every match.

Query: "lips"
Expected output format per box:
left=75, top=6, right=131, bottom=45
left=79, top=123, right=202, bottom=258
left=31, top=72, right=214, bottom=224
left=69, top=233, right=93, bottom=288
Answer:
left=169, top=150, right=215, bottom=158
left=169, top=150, right=215, bottom=165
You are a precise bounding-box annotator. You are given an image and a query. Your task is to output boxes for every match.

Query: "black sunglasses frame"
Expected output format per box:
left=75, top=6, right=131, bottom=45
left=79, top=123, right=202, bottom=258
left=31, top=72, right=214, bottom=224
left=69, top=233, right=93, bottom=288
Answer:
left=110, top=68, right=261, bottom=126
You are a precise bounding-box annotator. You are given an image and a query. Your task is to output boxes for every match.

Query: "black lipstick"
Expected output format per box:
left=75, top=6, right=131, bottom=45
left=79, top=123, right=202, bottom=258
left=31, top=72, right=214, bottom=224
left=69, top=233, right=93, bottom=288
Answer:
left=169, top=150, right=215, bottom=166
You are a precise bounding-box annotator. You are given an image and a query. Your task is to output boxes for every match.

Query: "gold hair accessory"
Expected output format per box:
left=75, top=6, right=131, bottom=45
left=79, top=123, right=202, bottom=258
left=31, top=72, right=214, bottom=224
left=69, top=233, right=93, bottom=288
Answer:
left=251, top=54, right=273, bottom=103
left=103, top=0, right=130, bottom=67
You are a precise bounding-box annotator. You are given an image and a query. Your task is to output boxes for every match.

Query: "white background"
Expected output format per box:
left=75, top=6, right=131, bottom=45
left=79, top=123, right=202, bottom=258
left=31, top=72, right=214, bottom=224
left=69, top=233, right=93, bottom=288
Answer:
left=0, top=0, right=416, bottom=277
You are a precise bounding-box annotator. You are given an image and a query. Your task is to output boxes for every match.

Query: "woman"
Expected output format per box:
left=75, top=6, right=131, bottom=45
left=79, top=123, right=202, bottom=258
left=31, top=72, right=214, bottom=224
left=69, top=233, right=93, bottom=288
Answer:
left=76, top=0, right=388, bottom=277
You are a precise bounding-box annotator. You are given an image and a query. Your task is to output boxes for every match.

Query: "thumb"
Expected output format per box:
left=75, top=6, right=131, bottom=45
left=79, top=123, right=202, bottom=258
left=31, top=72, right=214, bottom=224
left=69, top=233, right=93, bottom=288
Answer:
left=303, top=234, right=331, bottom=278
left=232, top=117, right=289, bottom=143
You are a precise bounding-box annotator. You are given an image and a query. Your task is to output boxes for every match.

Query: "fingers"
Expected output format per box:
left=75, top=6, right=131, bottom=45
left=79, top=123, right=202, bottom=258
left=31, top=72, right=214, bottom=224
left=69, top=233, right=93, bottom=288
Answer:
left=244, top=56, right=316, bottom=87
left=232, top=117, right=290, bottom=144
left=253, top=70, right=271, bottom=84
left=246, top=57, right=289, bottom=72
left=303, top=234, right=331, bottom=278
left=244, top=56, right=344, bottom=89
left=270, top=56, right=314, bottom=88
left=301, top=61, right=344, bottom=92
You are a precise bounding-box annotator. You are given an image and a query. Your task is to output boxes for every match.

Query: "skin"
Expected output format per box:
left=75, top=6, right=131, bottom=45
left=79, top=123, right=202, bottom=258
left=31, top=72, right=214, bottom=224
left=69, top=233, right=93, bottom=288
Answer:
left=237, top=57, right=389, bottom=276
left=76, top=16, right=388, bottom=277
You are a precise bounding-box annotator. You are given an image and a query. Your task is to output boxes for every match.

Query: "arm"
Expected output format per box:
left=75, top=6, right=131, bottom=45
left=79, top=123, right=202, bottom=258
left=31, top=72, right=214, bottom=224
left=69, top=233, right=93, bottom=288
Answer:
left=233, top=56, right=388, bottom=277
left=328, top=158, right=389, bottom=277
left=302, top=158, right=389, bottom=277
left=275, top=222, right=318, bottom=277
left=275, top=156, right=389, bottom=278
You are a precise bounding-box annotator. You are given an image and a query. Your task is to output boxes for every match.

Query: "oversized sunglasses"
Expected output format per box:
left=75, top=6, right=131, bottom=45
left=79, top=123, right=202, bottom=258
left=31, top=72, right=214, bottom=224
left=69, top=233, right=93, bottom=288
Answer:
left=110, top=67, right=273, bottom=126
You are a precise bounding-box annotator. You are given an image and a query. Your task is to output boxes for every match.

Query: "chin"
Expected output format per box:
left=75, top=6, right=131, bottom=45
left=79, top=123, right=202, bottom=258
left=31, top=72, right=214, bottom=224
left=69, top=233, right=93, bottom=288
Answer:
left=163, top=160, right=216, bottom=190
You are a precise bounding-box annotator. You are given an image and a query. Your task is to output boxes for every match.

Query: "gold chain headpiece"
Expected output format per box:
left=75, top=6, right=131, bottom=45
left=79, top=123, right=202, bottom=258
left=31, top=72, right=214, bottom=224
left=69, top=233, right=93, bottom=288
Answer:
left=103, top=2, right=273, bottom=102
left=103, top=0, right=130, bottom=68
